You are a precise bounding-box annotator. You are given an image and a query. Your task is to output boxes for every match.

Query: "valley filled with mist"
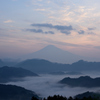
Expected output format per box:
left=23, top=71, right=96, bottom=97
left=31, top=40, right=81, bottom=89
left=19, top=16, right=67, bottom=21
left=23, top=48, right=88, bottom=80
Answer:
left=1, top=56, right=100, bottom=99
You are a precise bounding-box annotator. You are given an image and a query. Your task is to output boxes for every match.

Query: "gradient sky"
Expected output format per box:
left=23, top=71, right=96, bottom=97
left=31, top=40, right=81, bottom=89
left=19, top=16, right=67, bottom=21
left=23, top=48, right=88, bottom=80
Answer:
left=0, top=0, right=100, bottom=59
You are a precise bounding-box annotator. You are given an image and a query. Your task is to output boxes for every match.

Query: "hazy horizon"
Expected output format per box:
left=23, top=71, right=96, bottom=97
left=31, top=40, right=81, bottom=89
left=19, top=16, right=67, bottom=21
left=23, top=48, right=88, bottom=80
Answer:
left=1, top=45, right=100, bottom=64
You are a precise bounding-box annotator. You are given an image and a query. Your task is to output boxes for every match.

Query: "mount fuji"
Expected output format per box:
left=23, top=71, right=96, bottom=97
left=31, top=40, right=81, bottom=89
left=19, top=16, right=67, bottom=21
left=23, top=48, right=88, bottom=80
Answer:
left=22, top=45, right=86, bottom=64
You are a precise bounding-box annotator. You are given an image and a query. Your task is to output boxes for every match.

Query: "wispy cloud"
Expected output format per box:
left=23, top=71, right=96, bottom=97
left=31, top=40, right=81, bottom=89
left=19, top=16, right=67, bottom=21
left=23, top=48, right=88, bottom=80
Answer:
left=31, top=23, right=73, bottom=31
left=88, top=27, right=96, bottom=30
left=25, top=29, right=54, bottom=34
left=29, top=0, right=100, bottom=29
left=35, top=9, right=46, bottom=11
left=78, top=30, right=85, bottom=34
left=4, top=20, right=14, bottom=23
left=88, top=32, right=95, bottom=35
left=26, top=29, right=43, bottom=33
left=27, top=23, right=97, bottom=35
left=30, top=23, right=73, bottom=35
left=45, top=31, right=54, bottom=34
left=60, top=30, right=71, bottom=35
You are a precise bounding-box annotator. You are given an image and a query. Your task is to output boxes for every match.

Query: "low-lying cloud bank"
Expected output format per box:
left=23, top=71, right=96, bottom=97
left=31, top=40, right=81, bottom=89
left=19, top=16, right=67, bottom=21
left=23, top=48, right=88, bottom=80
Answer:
left=6, top=74, right=100, bottom=98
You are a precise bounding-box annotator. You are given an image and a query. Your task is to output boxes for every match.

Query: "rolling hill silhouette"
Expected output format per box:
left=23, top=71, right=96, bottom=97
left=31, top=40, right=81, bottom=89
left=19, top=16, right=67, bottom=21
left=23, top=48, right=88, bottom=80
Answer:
left=0, top=66, right=38, bottom=83
left=16, top=59, right=100, bottom=73
left=59, top=76, right=100, bottom=87
left=16, top=59, right=69, bottom=73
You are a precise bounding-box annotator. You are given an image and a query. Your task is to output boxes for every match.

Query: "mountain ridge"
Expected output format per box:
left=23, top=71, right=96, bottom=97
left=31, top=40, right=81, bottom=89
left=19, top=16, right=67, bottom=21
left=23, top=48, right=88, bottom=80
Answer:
left=16, top=59, right=69, bottom=73
left=15, top=59, right=100, bottom=73
left=59, top=76, right=100, bottom=87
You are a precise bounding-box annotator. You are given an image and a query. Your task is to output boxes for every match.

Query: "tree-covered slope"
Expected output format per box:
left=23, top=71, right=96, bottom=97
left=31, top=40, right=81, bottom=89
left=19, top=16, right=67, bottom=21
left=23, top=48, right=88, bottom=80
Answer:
left=0, top=66, right=39, bottom=83
left=59, top=76, right=100, bottom=87
left=0, top=84, right=39, bottom=100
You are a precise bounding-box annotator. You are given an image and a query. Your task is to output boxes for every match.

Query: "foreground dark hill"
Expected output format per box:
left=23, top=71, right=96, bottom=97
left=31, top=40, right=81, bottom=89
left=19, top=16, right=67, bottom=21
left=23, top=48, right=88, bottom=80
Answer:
left=16, top=59, right=100, bottom=73
left=22, top=45, right=84, bottom=64
left=0, top=66, right=38, bottom=83
left=0, top=84, right=38, bottom=100
left=59, top=76, right=100, bottom=87
left=75, top=91, right=100, bottom=99
left=32, top=91, right=100, bottom=100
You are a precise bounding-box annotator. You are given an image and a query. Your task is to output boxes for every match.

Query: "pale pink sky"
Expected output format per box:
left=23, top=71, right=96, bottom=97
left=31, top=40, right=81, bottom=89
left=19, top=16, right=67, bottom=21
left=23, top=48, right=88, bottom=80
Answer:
left=0, top=0, right=100, bottom=60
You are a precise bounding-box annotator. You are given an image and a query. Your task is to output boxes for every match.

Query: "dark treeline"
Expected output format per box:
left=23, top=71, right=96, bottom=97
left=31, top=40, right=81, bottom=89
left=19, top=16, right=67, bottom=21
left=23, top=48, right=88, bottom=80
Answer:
left=31, top=95, right=99, bottom=100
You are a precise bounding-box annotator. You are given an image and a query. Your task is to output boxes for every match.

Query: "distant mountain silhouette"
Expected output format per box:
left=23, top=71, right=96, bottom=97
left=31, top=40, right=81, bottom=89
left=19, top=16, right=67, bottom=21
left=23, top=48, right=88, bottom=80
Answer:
left=59, top=76, right=100, bottom=87
left=0, top=84, right=39, bottom=100
left=22, top=45, right=84, bottom=64
left=70, top=60, right=100, bottom=71
left=0, top=66, right=38, bottom=83
left=16, top=59, right=69, bottom=73
left=16, top=59, right=100, bottom=73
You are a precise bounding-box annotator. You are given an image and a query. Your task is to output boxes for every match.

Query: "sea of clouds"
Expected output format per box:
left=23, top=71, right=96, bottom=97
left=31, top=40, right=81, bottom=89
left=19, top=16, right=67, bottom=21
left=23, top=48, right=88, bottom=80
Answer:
left=6, top=73, right=100, bottom=98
